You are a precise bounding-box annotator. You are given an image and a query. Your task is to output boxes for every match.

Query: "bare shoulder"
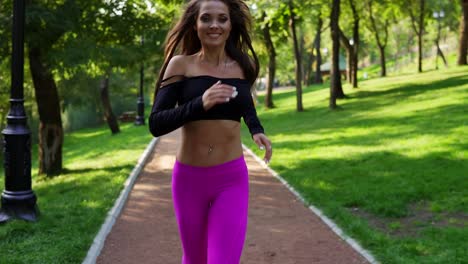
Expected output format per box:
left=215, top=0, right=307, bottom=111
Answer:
left=163, top=55, right=189, bottom=81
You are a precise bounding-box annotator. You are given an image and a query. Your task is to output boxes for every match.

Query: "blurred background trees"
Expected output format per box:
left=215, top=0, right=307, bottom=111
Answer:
left=0, top=0, right=466, bottom=176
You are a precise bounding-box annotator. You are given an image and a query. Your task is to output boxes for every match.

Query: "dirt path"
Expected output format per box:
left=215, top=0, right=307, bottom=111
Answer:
left=96, top=129, right=370, bottom=264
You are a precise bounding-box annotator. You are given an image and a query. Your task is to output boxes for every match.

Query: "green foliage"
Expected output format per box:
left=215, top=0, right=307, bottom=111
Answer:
left=0, top=0, right=173, bottom=137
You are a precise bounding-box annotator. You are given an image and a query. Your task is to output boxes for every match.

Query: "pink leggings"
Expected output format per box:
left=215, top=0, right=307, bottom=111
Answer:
left=172, top=156, right=249, bottom=264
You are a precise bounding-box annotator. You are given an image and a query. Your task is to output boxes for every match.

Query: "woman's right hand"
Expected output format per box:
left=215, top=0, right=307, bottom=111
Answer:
left=202, top=80, right=238, bottom=111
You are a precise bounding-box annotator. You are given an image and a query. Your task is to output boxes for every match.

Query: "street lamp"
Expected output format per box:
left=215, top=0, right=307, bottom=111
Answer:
left=433, top=10, right=445, bottom=70
left=134, top=35, right=145, bottom=126
left=0, top=0, right=39, bottom=223
left=322, top=47, right=329, bottom=55
left=433, top=10, right=445, bottom=19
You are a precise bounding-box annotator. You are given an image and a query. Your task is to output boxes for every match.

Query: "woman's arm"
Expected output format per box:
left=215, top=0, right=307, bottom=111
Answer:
left=149, top=56, right=205, bottom=137
left=241, top=87, right=264, bottom=136
left=148, top=83, right=205, bottom=137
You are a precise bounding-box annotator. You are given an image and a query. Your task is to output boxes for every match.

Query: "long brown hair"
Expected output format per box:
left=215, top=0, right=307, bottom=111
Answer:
left=154, top=0, right=259, bottom=96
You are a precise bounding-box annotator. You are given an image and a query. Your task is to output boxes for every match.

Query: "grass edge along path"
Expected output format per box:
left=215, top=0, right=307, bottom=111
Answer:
left=243, top=66, right=468, bottom=264
left=0, top=123, right=153, bottom=264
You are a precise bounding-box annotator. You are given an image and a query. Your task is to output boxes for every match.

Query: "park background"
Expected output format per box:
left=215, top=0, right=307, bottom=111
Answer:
left=0, top=0, right=467, bottom=263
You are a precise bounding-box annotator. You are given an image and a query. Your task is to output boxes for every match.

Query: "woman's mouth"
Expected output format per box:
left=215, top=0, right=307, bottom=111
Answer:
left=208, top=33, right=222, bottom=38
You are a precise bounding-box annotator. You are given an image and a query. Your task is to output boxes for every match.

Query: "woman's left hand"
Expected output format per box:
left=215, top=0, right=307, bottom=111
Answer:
left=252, top=133, right=272, bottom=164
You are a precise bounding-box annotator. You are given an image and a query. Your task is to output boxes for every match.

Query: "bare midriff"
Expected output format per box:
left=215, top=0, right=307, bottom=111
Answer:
left=177, top=120, right=243, bottom=167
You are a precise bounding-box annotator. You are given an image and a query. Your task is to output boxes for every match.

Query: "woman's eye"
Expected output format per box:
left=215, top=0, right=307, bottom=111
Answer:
left=200, top=16, right=210, bottom=22
left=219, top=17, right=228, bottom=23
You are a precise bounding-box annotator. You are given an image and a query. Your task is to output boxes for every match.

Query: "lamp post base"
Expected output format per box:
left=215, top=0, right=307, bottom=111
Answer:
left=134, top=99, right=145, bottom=126
left=0, top=190, right=39, bottom=223
left=134, top=116, right=145, bottom=126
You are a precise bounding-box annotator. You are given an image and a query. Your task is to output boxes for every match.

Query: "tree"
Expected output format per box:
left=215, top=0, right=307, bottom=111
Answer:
left=365, top=0, right=390, bottom=77
left=458, top=0, right=468, bottom=65
left=99, top=72, right=120, bottom=134
left=288, top=0, right=304, bottom=112
left=26, top=0, right=82, bottom=175
left=339, top=0, right=361, bottom=88
left=330, top=0, right=343, bottom=109
left=261, top=11, right=276, bottom=109
left=299, top=1, right=327, bottom=86
left=408, top=0, right=426, bottom=72
left=314, top=15, right=324, bottom=84
left=432, top=6, right=448, bottom=69
left=251, top=0, right=290, bottom=108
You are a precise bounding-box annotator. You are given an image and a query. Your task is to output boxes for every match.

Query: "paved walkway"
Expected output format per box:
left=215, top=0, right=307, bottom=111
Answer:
left=96, top=130, right=371, bottom=264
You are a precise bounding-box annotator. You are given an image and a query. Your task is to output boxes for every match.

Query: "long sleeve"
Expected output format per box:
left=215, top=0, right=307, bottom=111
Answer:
left=149, top=82, right=205, bottom=137
left=241, top=89, right=265, bottom=137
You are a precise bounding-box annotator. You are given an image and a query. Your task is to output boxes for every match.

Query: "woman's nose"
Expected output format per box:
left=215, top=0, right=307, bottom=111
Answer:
left=209, top=22, right=219, bottom=29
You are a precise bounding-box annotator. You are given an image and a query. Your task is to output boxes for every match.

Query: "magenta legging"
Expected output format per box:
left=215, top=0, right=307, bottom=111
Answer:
left=172, top=155, right=249, bottom=264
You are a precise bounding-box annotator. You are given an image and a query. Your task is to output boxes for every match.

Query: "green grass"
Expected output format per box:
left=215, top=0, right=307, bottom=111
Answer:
left=0, top=66, right=466, bottom=263
left=243, top=66, right=468, bottom=264
left=0, top=123, right=153, bottom=263
left=360, top=52, right=459, bottom=81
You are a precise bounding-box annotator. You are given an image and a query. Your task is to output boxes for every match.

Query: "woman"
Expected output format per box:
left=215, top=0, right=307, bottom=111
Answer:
left=149, top=0, right=272, bottom=263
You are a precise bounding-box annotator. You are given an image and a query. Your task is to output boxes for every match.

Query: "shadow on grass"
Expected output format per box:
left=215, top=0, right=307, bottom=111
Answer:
left=60, top=164, right=135, bottom=175
left=354, top=75, right=468, bottom=100
left=274, top=150, right=467, bottom=219
left=260, top=102, right=466, bottom=146
left=265, top=83, right=329, bottom=102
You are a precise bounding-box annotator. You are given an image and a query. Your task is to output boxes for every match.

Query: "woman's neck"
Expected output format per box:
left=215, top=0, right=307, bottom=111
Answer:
left=197, top=46, right=229, bottom=66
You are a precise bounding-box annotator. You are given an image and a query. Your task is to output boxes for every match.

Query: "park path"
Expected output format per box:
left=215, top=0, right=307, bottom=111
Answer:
left=96, top=129, right=370, bottom=264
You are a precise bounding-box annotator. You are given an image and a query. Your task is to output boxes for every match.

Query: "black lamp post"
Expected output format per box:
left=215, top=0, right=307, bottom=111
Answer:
left=134, top=36, right=145, bottom=126
left=0, top=0, right=39, bottom=223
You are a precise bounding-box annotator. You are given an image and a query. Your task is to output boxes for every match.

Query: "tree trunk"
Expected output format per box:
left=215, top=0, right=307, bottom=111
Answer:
left=417, top=0, right=425, bottom=72
left=28, top=48, right=63, bottom=176
left=351, top=29, right=359, bottom=87
left=306, top=52, right=315, bottom=86
left=330, top=0, right=342, bottom=109
left=434, top=19, right=448, bottom=69
left=301, top=29, right=315, bottom=86
left=378, top=45, right=387, bottom=77
left=338, top=29, right=352, bottom=83
left=289, top=0, right=303, bottom=112
left=314, top=16, right=324, bottom=84
left=368, top=0, right=388, bottom=77
left=458, top=0, right=468, bottom=65
left=262, top=11, right=276, bottom=109
left=299, top=30, right=307, bottom=86
left=409, top=0, right=425, bottom=72
left=346, top=51, right=351, bottom=82
left=350, top=0, right=359, bottom=88
left=100, top=73, right=120, bottom=134
left=436, top=43, right=448, bottom=67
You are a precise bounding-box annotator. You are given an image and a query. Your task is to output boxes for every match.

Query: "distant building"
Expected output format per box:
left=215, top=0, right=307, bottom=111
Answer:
left=320, top=56, right=347, bottom=80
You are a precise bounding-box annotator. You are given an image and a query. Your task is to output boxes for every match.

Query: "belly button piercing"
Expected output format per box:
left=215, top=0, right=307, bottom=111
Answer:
left=208, top=144, right=214, bottom=154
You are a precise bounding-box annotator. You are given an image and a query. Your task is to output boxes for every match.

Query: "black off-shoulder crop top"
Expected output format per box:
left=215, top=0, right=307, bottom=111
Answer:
left=148, top=75, right=264, bottom=137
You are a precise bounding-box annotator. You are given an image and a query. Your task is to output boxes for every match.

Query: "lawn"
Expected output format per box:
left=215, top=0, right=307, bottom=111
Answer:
left=0, top=123, right=153, bottom=263
left=243, top=66, right=468, bottom=264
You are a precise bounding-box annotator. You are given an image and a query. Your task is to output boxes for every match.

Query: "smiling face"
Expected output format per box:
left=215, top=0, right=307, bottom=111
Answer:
left=196, top=1, right=232, bottom=49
